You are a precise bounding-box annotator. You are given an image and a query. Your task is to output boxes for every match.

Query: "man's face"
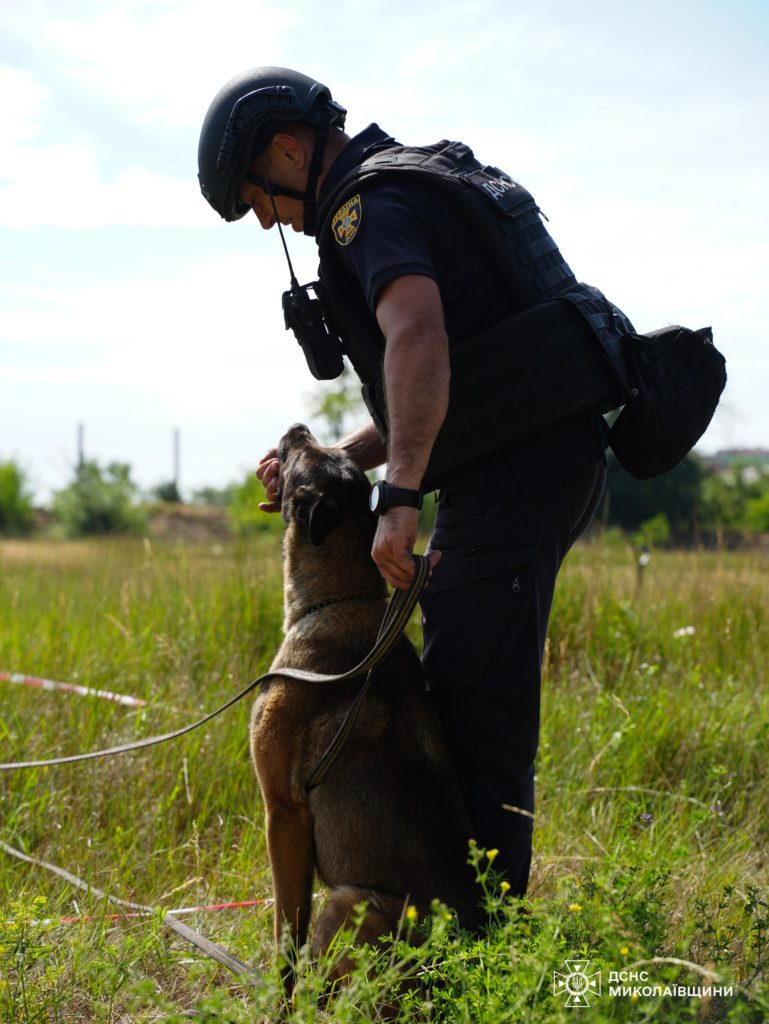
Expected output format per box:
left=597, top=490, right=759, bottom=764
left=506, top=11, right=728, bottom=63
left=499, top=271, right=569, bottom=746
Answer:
left=238, top=180, right=305, bottom=232
left=238, top=134, right=308, bottom=233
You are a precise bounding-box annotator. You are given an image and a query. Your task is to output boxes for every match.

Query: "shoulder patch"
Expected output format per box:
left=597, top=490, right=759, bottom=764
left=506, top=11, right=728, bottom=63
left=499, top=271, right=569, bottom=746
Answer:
left=332, top=195, right=362, bottom=246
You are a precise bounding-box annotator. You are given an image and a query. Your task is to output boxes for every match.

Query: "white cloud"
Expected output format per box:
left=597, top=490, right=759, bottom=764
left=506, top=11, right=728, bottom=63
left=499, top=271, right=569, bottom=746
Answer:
left=0, top=53, right=213, bottom=228
left=0, top=247, right=316, bottom=419
left=0, top=1, right=298, bottom=227
left=39, top=0, right=295, bottom=126
left=0, top=142, right=212, bottom=227
left=0, top=66, right=50, bottom=150
left=103, top=257, right=297, bottom=415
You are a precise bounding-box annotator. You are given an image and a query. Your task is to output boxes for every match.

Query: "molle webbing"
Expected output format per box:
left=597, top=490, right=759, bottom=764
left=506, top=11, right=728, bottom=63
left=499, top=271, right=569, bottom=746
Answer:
left=318, top=140, right=578, bottom=300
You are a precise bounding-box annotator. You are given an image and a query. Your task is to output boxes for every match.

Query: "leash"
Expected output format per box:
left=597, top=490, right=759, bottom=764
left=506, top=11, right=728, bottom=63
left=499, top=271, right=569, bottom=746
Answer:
left=304, top=554, right=430, bottom=791
left=0, top=556, right=430, bottom=774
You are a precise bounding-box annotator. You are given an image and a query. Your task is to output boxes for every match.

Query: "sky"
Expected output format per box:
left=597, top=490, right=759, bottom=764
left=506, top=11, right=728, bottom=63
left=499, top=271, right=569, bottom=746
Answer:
left=1, top=0, right=767, bottom=501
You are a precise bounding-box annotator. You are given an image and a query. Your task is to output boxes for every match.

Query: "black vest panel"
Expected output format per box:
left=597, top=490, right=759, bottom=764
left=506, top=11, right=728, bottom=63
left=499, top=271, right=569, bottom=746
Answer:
left=315, top=140, right=634, bottom=483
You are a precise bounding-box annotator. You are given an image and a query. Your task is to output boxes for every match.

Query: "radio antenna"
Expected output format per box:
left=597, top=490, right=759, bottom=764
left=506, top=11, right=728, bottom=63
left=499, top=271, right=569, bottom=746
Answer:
left=268, top=183, right=300, bottom=289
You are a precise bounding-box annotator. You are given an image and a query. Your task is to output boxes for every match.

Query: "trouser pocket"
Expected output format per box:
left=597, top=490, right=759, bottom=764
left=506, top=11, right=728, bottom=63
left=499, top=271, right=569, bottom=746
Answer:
left=421, top=545, right=535, bottom=689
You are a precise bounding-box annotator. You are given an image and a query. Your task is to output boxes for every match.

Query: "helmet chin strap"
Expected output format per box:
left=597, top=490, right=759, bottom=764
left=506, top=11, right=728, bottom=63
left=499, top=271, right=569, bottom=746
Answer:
left=300, top=115, right=329, bottom=236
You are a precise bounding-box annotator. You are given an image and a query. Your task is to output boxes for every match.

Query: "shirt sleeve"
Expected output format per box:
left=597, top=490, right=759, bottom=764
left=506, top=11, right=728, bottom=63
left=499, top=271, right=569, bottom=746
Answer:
left=335, top=181, right=439, bottom=312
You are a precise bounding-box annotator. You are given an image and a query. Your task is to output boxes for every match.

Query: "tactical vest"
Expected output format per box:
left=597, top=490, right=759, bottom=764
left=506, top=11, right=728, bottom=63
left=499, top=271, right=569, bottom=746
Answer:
left=315, top=139, right=634, bottom=486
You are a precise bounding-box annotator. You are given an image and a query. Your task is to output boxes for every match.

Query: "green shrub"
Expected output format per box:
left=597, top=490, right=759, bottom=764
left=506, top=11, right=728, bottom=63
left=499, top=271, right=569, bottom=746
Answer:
left=191, top=483, right=236, bottom=507
left=151, top=480, right=182, bottom=503
left=605, top=453, right=705, bottom=533
left=633, top=511, right=671, bottom=548
left=52, top=461, right=146, bottom=536
left=0, top=460, right=34, bottom=536
left=228, top=471, right=282, bottom=537
left=743, top=492, right=769, bottom=532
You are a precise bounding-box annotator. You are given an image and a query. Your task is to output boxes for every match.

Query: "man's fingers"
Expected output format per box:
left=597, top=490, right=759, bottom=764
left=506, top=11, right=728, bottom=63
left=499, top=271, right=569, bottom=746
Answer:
left=372, top=547, right=417, bottom=590
left=381, top=568, right=413, bottom=590
left=256, top=458, right=279, bottom=484
left=258, top=448, right=278, bottom=467
left=371, top=507, right=420, bottom=589
left=255, top=456, right=281, bottom=507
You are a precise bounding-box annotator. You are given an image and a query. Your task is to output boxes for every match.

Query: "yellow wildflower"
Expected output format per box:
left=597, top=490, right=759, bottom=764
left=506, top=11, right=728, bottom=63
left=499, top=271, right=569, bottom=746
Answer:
left=405, top=905, right=418, bottom=923
left=487, top=848, right=499, bottom=863
left=500, top=880, right=511, bottom=894
left=568, top=903, right=582, bottom=913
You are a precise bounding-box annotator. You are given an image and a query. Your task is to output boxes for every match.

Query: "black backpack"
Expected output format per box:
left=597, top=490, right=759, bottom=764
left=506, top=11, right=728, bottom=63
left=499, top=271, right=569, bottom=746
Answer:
left=609, top=325, right=727, bottom=479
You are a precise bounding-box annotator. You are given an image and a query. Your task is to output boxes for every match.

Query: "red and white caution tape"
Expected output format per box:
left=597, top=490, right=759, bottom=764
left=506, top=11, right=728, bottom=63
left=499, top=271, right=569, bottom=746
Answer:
left=35, top=897, right=270, bottom=929
left=0, top=838, right=268, bottom=982
left=55, top=898, right=271, bottom=926
left=0, top=671, right=147, bottom=708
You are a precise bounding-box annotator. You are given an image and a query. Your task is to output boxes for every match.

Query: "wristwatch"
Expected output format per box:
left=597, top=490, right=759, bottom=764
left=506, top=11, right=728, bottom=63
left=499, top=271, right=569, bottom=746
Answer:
left=369, top=481, right=423, bottom=515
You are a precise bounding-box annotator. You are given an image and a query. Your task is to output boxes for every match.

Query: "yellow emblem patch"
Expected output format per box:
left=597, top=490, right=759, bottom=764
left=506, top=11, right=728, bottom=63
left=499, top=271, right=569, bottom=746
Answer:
left=332, top=195, right=362, bottom=246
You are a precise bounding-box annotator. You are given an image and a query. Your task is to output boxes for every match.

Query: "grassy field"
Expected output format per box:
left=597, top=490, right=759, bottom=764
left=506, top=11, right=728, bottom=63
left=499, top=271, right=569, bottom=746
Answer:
left=0, top=533, right=767, bottom=1022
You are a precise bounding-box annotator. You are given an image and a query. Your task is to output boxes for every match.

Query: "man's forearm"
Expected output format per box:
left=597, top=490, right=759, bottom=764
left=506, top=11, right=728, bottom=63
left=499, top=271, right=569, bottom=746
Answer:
left=383, top=326, right=450, bottom=489
left=334, top=420, right=387, bottom=471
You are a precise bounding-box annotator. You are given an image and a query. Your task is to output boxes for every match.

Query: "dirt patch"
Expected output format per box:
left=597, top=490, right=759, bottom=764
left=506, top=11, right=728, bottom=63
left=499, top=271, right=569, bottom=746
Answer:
left=147, top=504, right=231, bottom=543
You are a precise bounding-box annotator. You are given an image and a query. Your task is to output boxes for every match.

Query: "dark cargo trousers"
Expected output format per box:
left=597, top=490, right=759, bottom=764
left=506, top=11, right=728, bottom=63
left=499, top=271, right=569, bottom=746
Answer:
left=420, top=447, right=606, bottom=898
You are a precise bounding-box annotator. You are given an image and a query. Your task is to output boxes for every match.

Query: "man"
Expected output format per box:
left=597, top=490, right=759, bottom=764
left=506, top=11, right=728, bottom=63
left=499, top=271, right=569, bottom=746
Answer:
left=198, top=67, right=623, bottom=897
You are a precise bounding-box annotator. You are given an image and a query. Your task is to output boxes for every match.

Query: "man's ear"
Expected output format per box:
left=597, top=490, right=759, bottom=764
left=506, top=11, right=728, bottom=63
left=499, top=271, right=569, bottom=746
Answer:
left=307, top=494, right=343, bottom=546
left=269, top=131, right=308, bottom=171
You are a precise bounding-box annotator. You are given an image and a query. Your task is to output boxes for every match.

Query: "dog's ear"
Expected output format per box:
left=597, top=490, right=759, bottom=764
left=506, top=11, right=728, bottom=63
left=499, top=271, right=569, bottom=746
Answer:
left=308, top=495, right=343, bottom=546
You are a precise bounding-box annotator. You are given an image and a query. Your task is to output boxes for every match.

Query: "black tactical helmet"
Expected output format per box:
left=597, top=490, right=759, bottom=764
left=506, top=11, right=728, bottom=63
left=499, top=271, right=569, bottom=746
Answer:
left=198, top=66, right=346, bottom=225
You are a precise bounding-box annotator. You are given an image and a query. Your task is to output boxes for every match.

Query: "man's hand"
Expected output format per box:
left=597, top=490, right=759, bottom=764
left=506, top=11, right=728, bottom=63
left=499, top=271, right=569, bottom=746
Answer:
left=372, top=507, right=441, bottom=589
left=256, top=448, right=281, bottom=512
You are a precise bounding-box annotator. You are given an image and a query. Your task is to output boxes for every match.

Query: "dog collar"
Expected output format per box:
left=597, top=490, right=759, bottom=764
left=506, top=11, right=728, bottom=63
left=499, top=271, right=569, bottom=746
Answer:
left=298, top=592, right=383, bottom=622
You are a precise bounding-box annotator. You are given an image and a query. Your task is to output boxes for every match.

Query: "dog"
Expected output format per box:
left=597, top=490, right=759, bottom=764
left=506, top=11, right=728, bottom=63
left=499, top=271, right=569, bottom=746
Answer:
left=250, top=424, right=483, bottom=991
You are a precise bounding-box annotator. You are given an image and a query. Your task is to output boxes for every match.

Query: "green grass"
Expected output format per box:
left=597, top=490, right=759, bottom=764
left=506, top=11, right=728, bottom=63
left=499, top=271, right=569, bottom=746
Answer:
left=0, top=535, right=767, bottom=1022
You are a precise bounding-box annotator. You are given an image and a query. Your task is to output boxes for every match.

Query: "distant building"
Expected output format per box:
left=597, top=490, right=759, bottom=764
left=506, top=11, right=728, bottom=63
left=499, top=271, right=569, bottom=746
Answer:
left=702, top=448, right=769, bottom=483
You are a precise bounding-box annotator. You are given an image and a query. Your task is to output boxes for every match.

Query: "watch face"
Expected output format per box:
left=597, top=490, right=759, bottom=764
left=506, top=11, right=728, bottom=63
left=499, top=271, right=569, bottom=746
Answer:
left=369, top=483, right=381, bottom=513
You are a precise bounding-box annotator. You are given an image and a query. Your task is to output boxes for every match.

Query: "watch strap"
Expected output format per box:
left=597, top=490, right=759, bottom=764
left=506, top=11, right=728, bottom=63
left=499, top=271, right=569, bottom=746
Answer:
left=372, top=482, right=423, bottom=513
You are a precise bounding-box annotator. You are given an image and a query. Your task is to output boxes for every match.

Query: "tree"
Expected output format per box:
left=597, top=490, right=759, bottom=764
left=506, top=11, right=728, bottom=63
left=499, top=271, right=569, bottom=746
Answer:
left=228, top=472, right=283, bottom=537
left=743, top=492, right=769, bottom=532
left=53, top=461, right=146, bottom=536
left=603, top=453, right=706, bottom=534
left=152, top=480, right=182, bottom=503
left=307, top=363, right=367, bottom=443
left=191, top=484, right=236, bottom=507
left=0, top=460, right=34, bottom=536
left=697, top=471, right=747, bottom=536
